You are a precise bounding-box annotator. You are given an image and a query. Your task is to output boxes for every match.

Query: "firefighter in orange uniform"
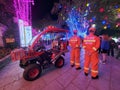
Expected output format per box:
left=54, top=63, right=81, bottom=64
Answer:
left=83, top=27, right=100, bottom=79
left=69, top=30, right=82, bottom=70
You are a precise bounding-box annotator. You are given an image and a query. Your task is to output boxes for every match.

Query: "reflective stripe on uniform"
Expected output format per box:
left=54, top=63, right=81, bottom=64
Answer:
left=83, top=46, right=86, bottom=48
left=70, top=39, right=77, bottom=42
left=70, top=61, right=74, bottom=63
left=84, top=67, right=89, bottom=70
left=84, top=40, right=95, bottom=42
left=93, top=47, right=97, bottom=51
left=75, top=63, right=80, bottom=66
left=91, top=70, right=98, bottom=73
left=76, top=45, right=79, bottom=47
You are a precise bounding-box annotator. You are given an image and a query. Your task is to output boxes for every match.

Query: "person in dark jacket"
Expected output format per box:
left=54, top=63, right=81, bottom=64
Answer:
left=100, top=34, right=110, bottom=64
left=108, top=37, right=115, bottom=57
left=116, top=37, right=120, bottom=59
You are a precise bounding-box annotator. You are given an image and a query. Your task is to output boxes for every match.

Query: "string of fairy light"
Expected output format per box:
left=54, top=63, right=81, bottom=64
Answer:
left=13, top=0, right=34, bottom=25
left=57, top=0, right=120, bottom=32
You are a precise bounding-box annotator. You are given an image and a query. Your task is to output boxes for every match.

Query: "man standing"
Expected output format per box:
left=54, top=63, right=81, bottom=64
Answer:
left=116, top=37, right=120, bottom=59
left=83, top=27, right=100, bottom=79
left=108, top=37, right=115, bottom=57
left=69, top=30, right=82, bottom=70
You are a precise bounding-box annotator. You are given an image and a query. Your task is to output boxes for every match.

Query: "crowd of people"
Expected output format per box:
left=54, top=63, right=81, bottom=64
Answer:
left=99, top=35, right=120, bottom=63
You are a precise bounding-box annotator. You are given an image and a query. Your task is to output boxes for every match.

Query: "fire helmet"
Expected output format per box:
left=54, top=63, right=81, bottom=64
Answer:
left=73, top=30, right=77, bottom=34
left=89, top=27, right=96, bottom=32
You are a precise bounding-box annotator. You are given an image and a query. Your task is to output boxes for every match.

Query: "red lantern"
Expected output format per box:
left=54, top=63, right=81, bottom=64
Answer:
left=99, top=8, right=104, bottom=13
left=104, top=16, right=108, bottom=20
left=89, top=19, right=93, bottom=22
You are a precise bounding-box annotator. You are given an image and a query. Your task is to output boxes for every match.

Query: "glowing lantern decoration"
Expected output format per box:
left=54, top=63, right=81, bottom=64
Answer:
left=102, top=20, right=106, bottom=25
left=92, top=24, right=96, bottom=28
left=107, top=24, right=111, bottom=28
left=92, top=17, right=96, bottom=21
left=117, top=13, right=120, bottom=18
left=116, top=8, right=120, bottom=13
left=99, top=7, right=104, bottom=13
left=116, top=23, right=120, bottom=27
left=63, top=17, right=65, bottom=20
left=64, top=6, right=67, bottom=9
left=116, top=24, right=119, bottom=28
left=86, top=3, right=89, bottom=7
left=114, top=5, right=119, bottom=9
left=104, top=16, right=108, bottom=20
left=89, top=19, right=93, bottom=22
left=104, top=26, right=107, bottom=29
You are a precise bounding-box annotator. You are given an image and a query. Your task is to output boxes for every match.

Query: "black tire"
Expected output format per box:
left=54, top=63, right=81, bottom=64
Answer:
left=23, top=64, right=42, bottom=81
left=19, top=60, right=26, bottom=68
left=55, top=56, right=64, bottom=68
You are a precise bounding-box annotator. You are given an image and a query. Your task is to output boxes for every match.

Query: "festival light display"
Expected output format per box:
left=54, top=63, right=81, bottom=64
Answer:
left=13, top=0, right=34, bottom=47
left=66, top=7, right=89, bottom=38
left=13, top=0, right=34, bottom=24
left=57, top=0, right=120, bottom=36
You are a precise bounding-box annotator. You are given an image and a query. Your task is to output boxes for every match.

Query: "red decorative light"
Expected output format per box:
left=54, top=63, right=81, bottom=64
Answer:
left=64, top=6, right=67, bottom=9
left=89, top=19, right=93, bottom=22
left=117, top=22, right=120, bottom=26
left=104, top=16, right=108, bottom=20
left=99, top=8, right=104, bottom=13
left=47, top=25, right=55, bottom=29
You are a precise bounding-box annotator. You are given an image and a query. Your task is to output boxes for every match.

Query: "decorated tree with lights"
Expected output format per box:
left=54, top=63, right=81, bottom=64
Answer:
left=56, top=0, right=120, bottom=36
left=56, top=0, right=90, bottom=37
left=66, top=7, right=89, bottom=37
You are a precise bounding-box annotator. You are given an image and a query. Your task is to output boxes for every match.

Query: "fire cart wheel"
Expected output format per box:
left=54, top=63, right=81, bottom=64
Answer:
left=19, top=60, right=26, bottom=68
left=55, top=56, right=64, bottom=68
left=23, top=64, right=42, bottom=81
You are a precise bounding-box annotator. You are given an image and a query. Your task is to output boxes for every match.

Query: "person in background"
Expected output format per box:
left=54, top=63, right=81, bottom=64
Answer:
left=69, top=30, right=82, bottom=70
left=108, top=37, right=115, bottom=57
left=98, top=36, right=102, bottom=53
left=100, top=34, right=110, bottom=64
left=83, top=27, right=100, bottom=79
left=116, top=37, right=120, bottom=59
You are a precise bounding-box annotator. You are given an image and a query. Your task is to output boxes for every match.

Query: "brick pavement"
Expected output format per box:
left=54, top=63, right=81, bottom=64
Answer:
left=0, top=49, right=120, bottom=90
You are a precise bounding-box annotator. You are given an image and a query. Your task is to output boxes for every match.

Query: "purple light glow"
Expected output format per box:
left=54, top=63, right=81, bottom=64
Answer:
left=13, top=0, right=34, bottom=25
left=14, top=0, right=34, bottom=47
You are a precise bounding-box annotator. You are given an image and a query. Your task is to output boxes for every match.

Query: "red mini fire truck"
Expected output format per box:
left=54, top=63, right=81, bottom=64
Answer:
left=11, top=26, right=69, bottom=81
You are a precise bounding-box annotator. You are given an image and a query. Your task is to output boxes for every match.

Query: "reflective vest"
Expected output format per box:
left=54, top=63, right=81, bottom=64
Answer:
left=69, top=35, right=81, bottom=48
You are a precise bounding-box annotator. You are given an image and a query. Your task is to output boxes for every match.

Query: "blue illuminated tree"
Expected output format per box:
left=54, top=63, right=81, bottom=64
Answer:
left=57, top=0, right=120, bottom=37
left=66, top=7, right=89, bottom=38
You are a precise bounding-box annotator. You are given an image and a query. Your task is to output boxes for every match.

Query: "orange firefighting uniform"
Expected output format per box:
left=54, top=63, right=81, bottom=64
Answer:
left=69, top=35, right=81, bottom=68
left=83, top=34, right=100, bottom=77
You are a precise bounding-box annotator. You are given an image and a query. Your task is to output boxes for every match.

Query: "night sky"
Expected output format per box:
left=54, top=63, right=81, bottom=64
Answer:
left=32, top=0, right=59, bottom=23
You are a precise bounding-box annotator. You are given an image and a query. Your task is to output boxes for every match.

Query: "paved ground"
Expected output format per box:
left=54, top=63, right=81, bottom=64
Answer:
left=0, top=49, right=120, bottom=90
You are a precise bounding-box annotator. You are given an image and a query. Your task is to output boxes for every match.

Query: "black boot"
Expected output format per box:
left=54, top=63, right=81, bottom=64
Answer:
left=71, top=64, right=74, bottom=67
left=76, top=67, right=81, bottom=70
left=92, top=75, right=99, bottom=79
left=84, top=72, right=88, bottom=76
